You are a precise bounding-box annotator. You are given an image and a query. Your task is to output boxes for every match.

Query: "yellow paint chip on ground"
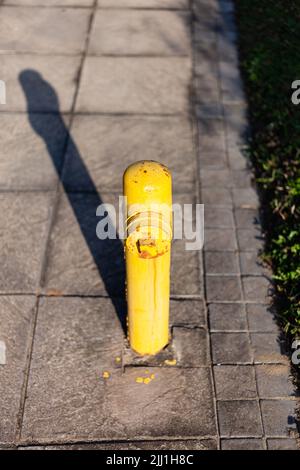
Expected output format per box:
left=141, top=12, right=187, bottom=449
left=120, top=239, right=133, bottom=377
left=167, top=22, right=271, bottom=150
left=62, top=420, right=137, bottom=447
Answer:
left=102, top=371, right=110, bottom=379
left=136, top=377, right=144, bottom=384
left=164, top=359, right=177, bottom=366
left=115, top=356, right=121, bottom=363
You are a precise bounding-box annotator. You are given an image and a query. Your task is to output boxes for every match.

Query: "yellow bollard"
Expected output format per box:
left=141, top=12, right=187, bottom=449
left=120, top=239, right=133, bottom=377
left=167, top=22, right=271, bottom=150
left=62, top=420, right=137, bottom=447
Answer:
left=123, top=161, right=172, bottom=356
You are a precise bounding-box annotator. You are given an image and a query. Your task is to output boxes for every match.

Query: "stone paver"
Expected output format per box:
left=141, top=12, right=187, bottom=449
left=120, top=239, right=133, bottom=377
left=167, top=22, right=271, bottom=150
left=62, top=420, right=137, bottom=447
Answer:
left=214, top=365, right=257, bottom=400
left=0, top=0, right=298, bottom=451
left=0, top=296, right=36, bottom=445
left=98, top=0, right=189, bottom=8
left=76, top=57, right=191, bottom=114
left=19, top=440, right=218, bottom=450
left=0, top=7, right=90, bottom=54
left=21, top=299, right=215, bottom=441
left=0, top=55, right=80, bottom=112
left=0, top=193, right=53, bottom=293
left=4, top=1, right=94, bottom=5
left=62, top=115, right=195, bottom=193
left=221, top=439, right=264, bottom=450
left=0, top=114, right=68, bottom=190
left=89, top=10, right=191, bottom=56
left=218, top=400, right=263, bottom=438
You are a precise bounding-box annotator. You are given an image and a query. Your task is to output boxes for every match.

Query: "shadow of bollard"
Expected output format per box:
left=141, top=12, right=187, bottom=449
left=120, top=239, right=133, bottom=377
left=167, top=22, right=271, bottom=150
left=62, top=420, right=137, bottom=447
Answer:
left=19, top=69, right=127, bottom=333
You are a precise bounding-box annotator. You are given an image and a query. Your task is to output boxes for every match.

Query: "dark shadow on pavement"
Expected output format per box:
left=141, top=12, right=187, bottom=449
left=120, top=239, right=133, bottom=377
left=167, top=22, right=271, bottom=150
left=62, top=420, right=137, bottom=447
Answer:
left=19, top=69, right=127, bottom=333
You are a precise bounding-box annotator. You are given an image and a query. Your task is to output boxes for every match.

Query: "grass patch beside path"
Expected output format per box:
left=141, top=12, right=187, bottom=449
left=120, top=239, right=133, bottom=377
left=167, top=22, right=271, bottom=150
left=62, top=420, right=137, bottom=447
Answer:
left=235, top=0, right=300, bottom=334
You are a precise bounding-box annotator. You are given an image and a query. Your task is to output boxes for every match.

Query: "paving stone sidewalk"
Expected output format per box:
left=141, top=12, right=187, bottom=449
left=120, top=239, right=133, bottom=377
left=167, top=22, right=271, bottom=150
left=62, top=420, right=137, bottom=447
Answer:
left=0, top=0, right=299, bottom=451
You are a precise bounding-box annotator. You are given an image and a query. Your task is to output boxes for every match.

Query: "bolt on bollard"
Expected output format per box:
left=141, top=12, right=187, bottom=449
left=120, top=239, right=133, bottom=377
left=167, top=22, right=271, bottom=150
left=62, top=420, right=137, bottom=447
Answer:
left=123, top=161, right=172, bottom=356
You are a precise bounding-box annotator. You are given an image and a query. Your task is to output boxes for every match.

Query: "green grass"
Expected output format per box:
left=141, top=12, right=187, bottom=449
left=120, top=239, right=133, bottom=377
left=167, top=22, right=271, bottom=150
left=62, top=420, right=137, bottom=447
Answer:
left=235, top=0, right=300, bottom=334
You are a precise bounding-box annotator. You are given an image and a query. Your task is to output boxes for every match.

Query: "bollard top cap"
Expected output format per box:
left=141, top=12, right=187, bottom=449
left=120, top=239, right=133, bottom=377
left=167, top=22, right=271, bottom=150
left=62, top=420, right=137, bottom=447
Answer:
left=123, top=160, right=171, bottom=191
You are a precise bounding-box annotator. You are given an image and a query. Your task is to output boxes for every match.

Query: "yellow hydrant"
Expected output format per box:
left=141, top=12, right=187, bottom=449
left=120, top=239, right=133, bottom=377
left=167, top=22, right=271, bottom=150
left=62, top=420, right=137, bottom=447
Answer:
left=123, top=161, right=172, bottom=356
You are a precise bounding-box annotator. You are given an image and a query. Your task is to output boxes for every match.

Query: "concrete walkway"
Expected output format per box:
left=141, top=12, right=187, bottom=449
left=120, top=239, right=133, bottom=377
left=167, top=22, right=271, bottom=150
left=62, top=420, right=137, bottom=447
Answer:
left=0, top=0, right=298, bottom=450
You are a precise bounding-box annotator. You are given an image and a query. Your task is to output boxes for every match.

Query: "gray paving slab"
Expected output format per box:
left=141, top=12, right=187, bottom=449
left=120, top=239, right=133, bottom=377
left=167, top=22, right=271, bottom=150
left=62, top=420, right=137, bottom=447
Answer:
left=172, top=327, right=209, bottom=366
left=0, top=296, right=36, bottom=444
left=4, top=1, right=93, bottom=4
left=267, top=438, right=299, bottom=450
left=247, top=304, right=278, bottom=333
left=209, top=303, right=247, bottom=331
left=19, top=439, right=218, bottom=450
left=206, top=276, right=242, bottom=302
left=218, top=400, right=263, bottom=437
left=43, top=192, right=126, bottom=297
left=88, top=10, right=191, bottom=56
left=214, top=365, right=257, bottom=400
left=0, top=7, right=90, bottom=54
left=170, top=299, right=206, bottom=326
left=21, top=297, right=216, bottom=440
left=211, top=332, right=252, bottom=364
left=0, top=54, right=80, bottom=112
left=205, top=251, right=239, bottom=275
left=76, top=57, right=191, bottom=114
left=221, top=438, right=264, bottom=450
left=0, top=192, right=53, bottom=293
left=62, top=115, right=195, bottom=193
left=98, top=0, right=189, bottom=8
left=0, top=114, right=68, bottom=190
left=255, top=365, right=296, bottom=398
left=261, top=400, right=298, bottom=437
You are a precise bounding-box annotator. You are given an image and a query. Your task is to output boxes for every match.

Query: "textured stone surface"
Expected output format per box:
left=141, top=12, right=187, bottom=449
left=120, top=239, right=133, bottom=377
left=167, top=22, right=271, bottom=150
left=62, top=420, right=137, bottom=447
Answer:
left=201, top=187, right=232, bottom=205
left=204, top=206, right=234, bottom=228
left=237, top=228, right=264, bottom=252
left=76, top=57, right=191, bottom=113
left=0, top=193, right=53, bottom=293
left=267, top=438, right=299, bottom=450
left=256, top=365, right=295, bottom=398
left=209, top=303, right=247, bottom=331
left=219, top=61, right=245, bottom=103
left=204, top=229, right=237, bottom=251
left=170, top=299, right=205, bottom=326
left=200, top=169, right=232, bottom=188
left=198, top=119, right=226, bottom=154
left=242, top=276, right=272, bottom=302
left=232, top=188, right=259, bottom=209
left=44, top=192, right=125, bottom=296
left=22, top=298, right=216, bottom=440
left=261, top=400, right=298, bottom=436
left=0, top=55, right=80, bottom=112
left=98, top=0, right=189, bottom=7
left=62, top=115, right=195, bottom=193
left=205, top=251, right=239, bottom=274
left=89, top=10, right=191, bottom=56
left=234, top=208, right=260, bottom=228
left=20, top=439, right=218, bottom=450
left=247, top=304, right=278, bottom=332
left=206, top=276, right=242, bottom=302
left=221, top=439, right=264, bottom=450
left=171, top=240, right=201, bottom=296
left=240, top=252, right=269, bottom=275
left=173, top=327, right=208, bottom=366
left=5, top=0, right=93, bottom=4
left=0, top=114, right=68, bottom=190
left=0, top=296, right=36, bottom=444
left=211, top=333, right=252, bottom=364
left=218, top=400, right=262, bottom=437
left=250, top=333, right=288, bottom=364
left=214, top=365, right=256, bottom=400
left=0, top=7, right=90, bottom=54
